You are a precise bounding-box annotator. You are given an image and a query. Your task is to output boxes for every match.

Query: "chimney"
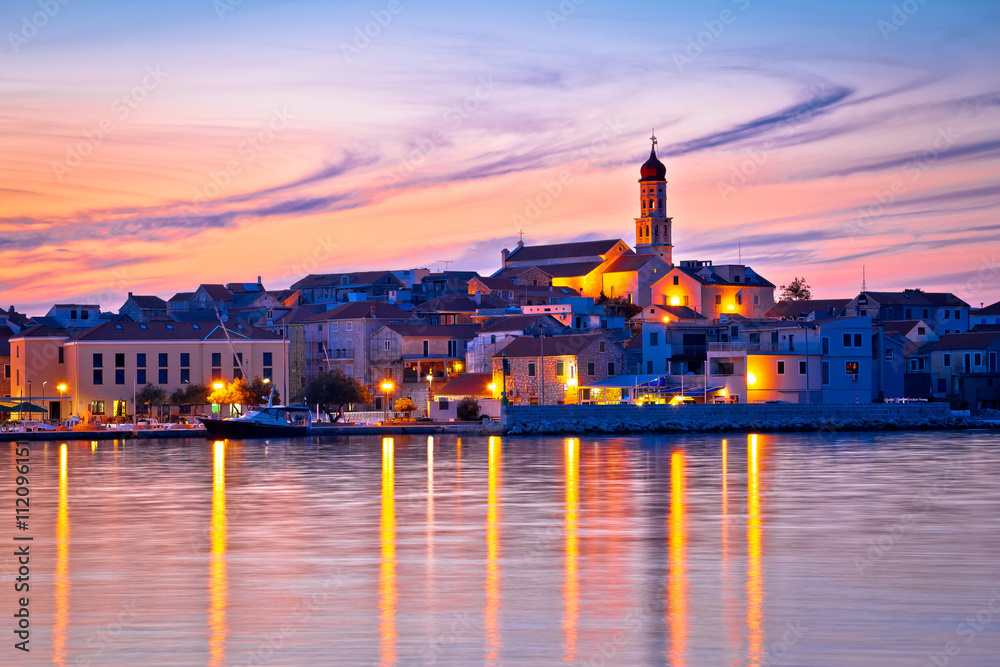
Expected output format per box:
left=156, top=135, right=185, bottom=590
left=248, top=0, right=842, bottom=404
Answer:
left=370, top=305, right=377, bottom=318
left=501, top=248, right=509, bottom=266
left=128, top=292, right=133, bottom=299
left=257, top=275, right=262, bottom=285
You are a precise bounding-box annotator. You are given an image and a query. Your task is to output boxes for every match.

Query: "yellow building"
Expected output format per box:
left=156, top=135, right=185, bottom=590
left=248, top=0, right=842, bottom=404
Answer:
left=650, top=260, right=775, bottom=321
left=9, top=321, right=287, bottom=422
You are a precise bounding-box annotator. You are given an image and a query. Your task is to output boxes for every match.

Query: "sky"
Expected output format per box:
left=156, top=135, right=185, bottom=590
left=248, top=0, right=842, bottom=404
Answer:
left=1, top=0, right=999, bottom=315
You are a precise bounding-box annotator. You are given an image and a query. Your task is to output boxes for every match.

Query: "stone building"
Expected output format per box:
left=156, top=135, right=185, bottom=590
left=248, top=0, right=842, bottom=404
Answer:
left=491, top=331, right=626, bottom=405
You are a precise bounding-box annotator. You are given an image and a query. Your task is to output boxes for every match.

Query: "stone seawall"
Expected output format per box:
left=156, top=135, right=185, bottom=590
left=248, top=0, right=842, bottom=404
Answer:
left=500, top=403, right=998, bottom=435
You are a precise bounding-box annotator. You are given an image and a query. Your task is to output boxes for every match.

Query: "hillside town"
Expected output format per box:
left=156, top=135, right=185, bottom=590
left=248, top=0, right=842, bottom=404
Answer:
left=3, top=139, right=999, bottom=425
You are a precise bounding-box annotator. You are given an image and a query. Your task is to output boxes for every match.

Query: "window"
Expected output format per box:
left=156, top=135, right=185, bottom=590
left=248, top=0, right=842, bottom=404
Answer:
left=423, top=341, right=429, bottom=358
left=672, top=276, right=679, bottom=286
left=599, top=341, right=606, bottom=352
left=846, top=361, right=859, bottom=375
left=81, top=310, right=89, bottom=320
left=944, top=310, right=950, bottom=320
left=917, top=327, right=926, bottom=335
left=885, top=349, right=894, bottom=360
left=822, top=361, right=830, bottom=385
left=588, top=362, right=595, bottom=376
left=115, top=369, right=125, bottom=385
left=58, top=347, right=64, bottom=363
left=180, top=369, right=190, bottom=384
left=843, top=333, right=852, bottom=347
left=159, top=353, right=168, bottom=367
left=115, top=353, right=125, bottom=367
left=166, top=324, right=174, bottom=330
left=490, top=335, right=496, bottom=345
left=346, top=322, right=352, bottom=332
left=777, top=361, right=785, bottom=375
left=332, top=322, right=339, bottom=332
left=754, top=295, right=759, bottom=305
left=71, top=310, right=77, bottom=320
left=263, top=367, right=273, bottom=380
left=3, top=364, right=9, bottom=379
left=448, top=340, right=458, bottom=357
left=854, top=333, right=863, bottom=347
left=822, top=337, right=830, bottom=355
left=749, top=332, right=760, bottom=344
left=974, top=353, right=982, bottom=367
left=607, top=362, right=615, bottom=375
left=646, top=360, right=653, bottom=373
left=159, top=369, right=168, bottom=384
left=137, top=353, right=146, bottom=368
left=944, top=353, right=951, bottom=367
left=137, top=368, right=147, bottom=384
left=954, top=309, right=961, bottom=319
left=263, top=352, right=272, bottom=366
left=178, top=353, right=189, bottom=368
left=212, top=353, right=221, bottom=367
left=139, top=324, right=147, bottom=330
left=905, top=308, right=912, bottom=319
left=649, top=332, right=658, bottom=346
left=799, top=361, right=807, bottom=375
left=715, top=295, right=722, bottom=305
left=90, top=400, right=105, bottom=415
left=94, top=369, right=103, bottom=385
left=438, top=398, right=449, bottom=410
left=556, top=361, right=565, bottom=376
left=528, top=363, right=536, bottom=377
left=93, top=353, right=103, bottom=368
left=233, top=353, right=242, bottom=367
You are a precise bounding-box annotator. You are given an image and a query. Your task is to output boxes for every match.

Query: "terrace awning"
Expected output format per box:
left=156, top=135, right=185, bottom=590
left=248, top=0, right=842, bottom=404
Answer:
left=0, top=402, right=48, bottom=413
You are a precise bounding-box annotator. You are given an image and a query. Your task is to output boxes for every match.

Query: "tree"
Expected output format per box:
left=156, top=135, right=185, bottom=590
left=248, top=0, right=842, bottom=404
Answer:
left=184, top=384, right=211, bottom=407
left=456, top=396, right=481, bottom=421
left=597, top=292, right=643, bottom=320
left=208, top=378, right=253, bottom=415
left=248, top=376, right=280, bottom=406
left=305, top=369, right=373, bottom=422
left=136, top=383, right=167, bottom=417
left=394, top=396, right=417, bottom=416
left=779, top=277, right=812, bottom=301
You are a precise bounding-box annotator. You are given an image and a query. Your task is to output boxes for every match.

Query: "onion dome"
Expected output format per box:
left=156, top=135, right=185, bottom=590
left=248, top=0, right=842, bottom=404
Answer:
left=640, top=146, right=666, bottom=181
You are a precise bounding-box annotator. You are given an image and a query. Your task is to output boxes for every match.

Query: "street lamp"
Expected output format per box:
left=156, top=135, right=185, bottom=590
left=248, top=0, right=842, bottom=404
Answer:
left=26, top=380, right=31, bottom=423
left=58, top=383, right=67, bottom=420
left=381, top=380, right=394, bottom=423
left=426, top=373, right=433, bottom=419
left=42, top=381, right=48, bottom=422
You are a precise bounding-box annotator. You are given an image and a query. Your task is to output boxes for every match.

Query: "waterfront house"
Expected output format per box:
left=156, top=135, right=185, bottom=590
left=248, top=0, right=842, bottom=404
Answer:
left=491, top=331, right=625, bottom=406
left=848, top=291, right=970, bottom=336
left=466, top=314, right=567, bottom=373
left=927, top=332, right=1000, bottom=410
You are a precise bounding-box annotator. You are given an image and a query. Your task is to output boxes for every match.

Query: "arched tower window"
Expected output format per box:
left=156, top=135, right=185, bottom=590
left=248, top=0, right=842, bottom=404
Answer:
left=654, top=225, right=659, bottom=239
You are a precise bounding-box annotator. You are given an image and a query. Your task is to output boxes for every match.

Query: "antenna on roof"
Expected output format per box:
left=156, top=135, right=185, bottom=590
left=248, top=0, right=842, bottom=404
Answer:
left=862, top=265, right=867, bottom=293
left=438, top=260, right=453, bottom=271
left=738, top=240, right=741, bottom=265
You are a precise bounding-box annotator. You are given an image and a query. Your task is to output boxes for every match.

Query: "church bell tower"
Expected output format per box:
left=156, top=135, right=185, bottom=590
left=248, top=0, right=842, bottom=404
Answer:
left=634, top=131, right=673, bottom=263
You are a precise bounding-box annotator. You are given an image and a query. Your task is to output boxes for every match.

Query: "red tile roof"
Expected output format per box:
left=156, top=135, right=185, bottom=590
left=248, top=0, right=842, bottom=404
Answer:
left=604, top=254, right=657, bottom=273
left=505, top=239, right=624, bottom=263
left=926, top=332, right=1000, bottom=352
left=496, top=332, right=615, bottom=358
left=383, top=324, right=481, bottom=339
left=767, top=299, right=850, bottom=318
left=478, top=314, right=566, bottom=333
left=308, top=302, right=413, bottom=321
left=67, top=321, right=280, bottom=341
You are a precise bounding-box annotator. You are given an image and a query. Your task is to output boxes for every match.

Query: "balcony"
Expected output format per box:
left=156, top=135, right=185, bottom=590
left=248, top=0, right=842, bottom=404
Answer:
left=708, top=342, right=822, bottom=355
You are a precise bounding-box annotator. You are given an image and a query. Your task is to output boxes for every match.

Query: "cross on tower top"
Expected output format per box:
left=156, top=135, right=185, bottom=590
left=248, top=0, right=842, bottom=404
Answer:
left=518, top=228, right=524, bottom=243
left=650, top=128, right=657, bottom=149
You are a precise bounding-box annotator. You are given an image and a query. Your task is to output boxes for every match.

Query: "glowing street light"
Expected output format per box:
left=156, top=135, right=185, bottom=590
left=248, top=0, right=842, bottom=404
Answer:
left=670, top=296, right=681, bottom=306
left=381, top=380, right=394, bottom=422
left=747, top=372, right=757, bottom=386
left=57, top=383, right=67, bottom=419
left=426, top=373, right=434, bottom=419
left=213, top=382, right=225, bottom=391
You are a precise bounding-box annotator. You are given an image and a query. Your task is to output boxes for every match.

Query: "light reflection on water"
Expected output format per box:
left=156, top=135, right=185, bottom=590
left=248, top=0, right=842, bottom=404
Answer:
left=2, top=431, right=1000, bottom=666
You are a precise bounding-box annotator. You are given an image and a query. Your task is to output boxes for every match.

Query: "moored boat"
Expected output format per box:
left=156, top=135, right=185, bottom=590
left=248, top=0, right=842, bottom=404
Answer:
left=198, top=405, right=311, bottom=439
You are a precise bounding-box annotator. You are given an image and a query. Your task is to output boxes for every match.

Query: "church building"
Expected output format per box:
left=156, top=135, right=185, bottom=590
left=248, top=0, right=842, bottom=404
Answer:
left=493, top=134, right=774, bottom=316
